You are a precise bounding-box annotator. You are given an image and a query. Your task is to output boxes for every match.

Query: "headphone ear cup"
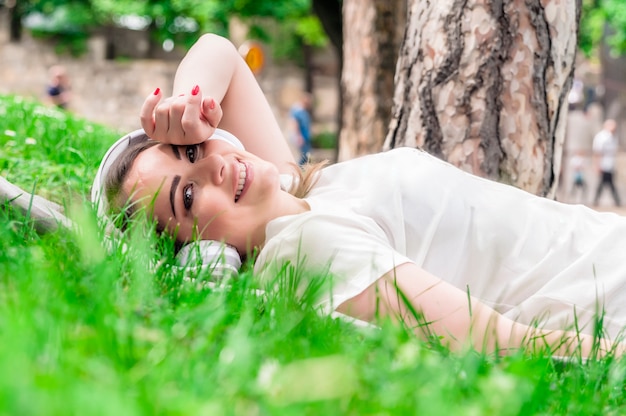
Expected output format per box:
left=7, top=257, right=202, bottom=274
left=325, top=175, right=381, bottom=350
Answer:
left=176, top=240, right=242, bottom=278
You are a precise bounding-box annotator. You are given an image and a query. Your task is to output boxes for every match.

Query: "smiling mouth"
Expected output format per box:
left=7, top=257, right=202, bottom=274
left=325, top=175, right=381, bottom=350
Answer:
left=235, top=162, right=247, bottom=202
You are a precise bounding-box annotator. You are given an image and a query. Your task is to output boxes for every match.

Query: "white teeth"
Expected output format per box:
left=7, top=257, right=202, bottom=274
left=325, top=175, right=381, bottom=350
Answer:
left=235, top=162, right=246, bottom=202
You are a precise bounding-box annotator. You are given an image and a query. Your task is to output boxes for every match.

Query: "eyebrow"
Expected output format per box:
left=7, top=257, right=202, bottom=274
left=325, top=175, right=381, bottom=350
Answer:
left=170, top=144, right=181, bottom=160
left=169, top=175, right=181, bottom=218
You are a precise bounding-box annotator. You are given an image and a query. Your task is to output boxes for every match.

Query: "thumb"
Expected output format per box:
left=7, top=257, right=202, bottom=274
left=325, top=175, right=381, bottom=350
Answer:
left=202, top=97, right=223, bottom=128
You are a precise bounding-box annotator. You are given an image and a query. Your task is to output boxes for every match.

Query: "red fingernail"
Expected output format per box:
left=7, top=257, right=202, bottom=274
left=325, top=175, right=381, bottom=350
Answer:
left=191, top=85, right=200, bottom=96
left=209, top=98, right=215, bottom=110
left=153, top=87, right=160, bottom=95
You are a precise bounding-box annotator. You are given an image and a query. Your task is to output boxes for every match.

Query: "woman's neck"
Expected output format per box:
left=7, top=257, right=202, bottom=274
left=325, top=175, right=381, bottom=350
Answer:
left=247, top=190, right=310, bottom=251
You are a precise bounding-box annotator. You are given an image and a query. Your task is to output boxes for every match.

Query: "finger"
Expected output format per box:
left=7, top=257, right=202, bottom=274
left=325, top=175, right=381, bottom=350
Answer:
left=153, top=99, right=171, bottom=141
left=167, top=95, right=187, bottom=142
left=180, top=85, right=210, bottom=143
left=202, top=97, right=223, bottom=129
left=139, top=87, right=162, bottom=137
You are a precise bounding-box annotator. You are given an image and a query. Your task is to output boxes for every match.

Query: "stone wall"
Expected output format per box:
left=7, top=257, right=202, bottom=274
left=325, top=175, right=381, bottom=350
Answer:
left=0, top=10, right=338, bottom=152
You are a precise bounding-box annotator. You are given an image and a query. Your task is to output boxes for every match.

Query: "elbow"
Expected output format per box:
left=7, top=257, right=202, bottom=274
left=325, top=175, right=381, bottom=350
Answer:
left=196, top=33, right=238, bottom=55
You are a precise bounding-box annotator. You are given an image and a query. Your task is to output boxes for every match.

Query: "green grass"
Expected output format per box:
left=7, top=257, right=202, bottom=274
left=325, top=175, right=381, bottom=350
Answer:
left=0, top=95, right=120, bottom=203
left=1, top=93, right=626, bottom=415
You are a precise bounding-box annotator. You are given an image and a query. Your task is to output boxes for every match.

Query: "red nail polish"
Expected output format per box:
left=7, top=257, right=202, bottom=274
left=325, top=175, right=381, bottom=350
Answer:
left=209, top=98, right=215, bottom=110
left=191, top=85, right=200, bottom=96
left=153, top=87, right=160, bottom=95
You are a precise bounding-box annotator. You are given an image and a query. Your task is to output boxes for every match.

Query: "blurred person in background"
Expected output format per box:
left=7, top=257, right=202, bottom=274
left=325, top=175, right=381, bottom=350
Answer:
left=593, top=119, right=620, bottom=207
left=289, top=91, right=313, bottom=165
left=46, top=65, right=72, bottom=110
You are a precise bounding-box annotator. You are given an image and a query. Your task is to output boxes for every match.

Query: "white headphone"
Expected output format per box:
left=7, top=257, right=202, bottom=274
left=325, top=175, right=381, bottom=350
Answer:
left=91, top=128, right=244, bottom=275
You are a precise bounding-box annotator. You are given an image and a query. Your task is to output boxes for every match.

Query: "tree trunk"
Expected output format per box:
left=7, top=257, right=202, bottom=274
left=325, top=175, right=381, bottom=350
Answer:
left=384, top=0, right=581, bottom=197
left=312, top=0, right=344, bottom=152
left=338, top=0, right=407, bottom=161
left=303, top=42, right=314, bottom=94
left=8, top=0, right=23, bottom=42
left=312, top=0, right=343, bottom=60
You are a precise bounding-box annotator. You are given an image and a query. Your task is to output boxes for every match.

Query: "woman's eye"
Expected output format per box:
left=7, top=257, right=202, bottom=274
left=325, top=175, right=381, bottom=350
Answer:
left=186, top=145, right=198, bottom=163
left=183, top=184, right=194, bottom=210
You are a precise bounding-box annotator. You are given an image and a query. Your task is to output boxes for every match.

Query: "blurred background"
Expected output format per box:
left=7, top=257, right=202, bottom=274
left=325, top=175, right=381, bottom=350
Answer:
left=1, top=0, right=626, bottom=206
left=0, top=0, right=341, bottom=161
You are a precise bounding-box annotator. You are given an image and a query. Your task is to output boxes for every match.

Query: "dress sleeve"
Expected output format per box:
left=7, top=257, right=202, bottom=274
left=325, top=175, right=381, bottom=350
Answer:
left=255, top=212, right=413, bottom=314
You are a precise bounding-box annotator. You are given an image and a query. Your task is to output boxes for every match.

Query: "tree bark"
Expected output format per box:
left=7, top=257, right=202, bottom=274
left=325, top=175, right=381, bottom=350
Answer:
left=384, top=0, right=580, bottom=197
left=338, top=0, right=407, bottom=161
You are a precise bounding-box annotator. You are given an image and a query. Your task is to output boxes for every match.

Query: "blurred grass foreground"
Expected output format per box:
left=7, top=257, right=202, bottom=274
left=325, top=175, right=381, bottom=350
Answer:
left=2, top=94, right=626, bottom=415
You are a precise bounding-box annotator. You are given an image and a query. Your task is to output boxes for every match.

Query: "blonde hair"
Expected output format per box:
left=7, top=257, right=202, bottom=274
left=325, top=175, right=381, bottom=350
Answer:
left=289, top=161, right=328, bottom=198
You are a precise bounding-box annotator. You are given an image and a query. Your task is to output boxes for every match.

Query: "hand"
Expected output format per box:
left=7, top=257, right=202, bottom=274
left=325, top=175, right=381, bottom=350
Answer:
left=140, top=85, right=223, bottom=145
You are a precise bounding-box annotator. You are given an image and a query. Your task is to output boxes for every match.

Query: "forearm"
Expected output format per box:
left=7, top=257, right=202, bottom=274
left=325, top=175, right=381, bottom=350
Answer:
left=504, top=320, right=622, bottom=358
left=172, top=34, right=235, bottom=101
left=452, top=298, right=618, bottom=357
left=172, top=34, right=296, bottom=172
left=338, top=263, right=623, bottom=358
left=400, top=275, right=622, bottom=357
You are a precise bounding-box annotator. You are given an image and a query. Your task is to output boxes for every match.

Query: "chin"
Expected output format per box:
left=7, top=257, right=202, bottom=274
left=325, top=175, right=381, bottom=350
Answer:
left=254, top=162, right=281, bottom=192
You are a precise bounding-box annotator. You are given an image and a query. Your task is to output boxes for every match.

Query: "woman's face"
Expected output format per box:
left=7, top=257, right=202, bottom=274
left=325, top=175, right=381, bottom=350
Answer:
left=123, top=139, right=282, bottom=251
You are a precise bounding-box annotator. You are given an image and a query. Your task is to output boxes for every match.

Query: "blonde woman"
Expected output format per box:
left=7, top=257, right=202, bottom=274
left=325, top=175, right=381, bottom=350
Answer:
left=94, top=34, right=626, bottom=358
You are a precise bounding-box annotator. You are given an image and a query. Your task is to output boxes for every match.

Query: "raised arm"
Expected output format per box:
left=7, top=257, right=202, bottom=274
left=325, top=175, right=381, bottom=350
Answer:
left=141, top=34, right=296, bottom=174
left=338, top=263, right=622, bottom=358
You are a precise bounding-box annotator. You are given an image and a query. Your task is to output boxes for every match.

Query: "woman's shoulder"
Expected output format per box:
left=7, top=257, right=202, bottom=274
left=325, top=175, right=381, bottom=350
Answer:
left=255, top=209, right=404, bottom=283
left=264, top=210, right=383, bottom=244
left=259, top=210, right=389, bottom=261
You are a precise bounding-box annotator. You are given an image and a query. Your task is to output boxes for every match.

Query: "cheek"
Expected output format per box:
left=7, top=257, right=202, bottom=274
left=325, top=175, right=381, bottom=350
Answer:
left=193, top=192, right=234, bottom=239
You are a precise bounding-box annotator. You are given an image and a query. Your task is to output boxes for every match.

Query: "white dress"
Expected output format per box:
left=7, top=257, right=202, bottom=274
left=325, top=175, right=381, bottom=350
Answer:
left=255, top=148, right=626, bottom=338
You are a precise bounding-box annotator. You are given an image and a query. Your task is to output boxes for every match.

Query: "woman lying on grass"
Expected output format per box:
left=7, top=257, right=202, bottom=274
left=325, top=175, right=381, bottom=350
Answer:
left=95, top=33, right=626, bottom=359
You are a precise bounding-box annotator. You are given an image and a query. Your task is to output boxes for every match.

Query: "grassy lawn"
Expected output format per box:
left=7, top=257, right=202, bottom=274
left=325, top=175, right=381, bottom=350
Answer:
left=1, top=94, right=626, bottom=415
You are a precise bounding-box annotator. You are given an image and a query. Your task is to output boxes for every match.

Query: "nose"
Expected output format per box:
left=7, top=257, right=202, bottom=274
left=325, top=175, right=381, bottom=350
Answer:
left=193, top=153, right=225, bottom=186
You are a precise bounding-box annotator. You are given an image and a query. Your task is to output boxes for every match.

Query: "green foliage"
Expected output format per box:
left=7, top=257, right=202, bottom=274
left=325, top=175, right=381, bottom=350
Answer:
left=580, top=0, right=626, bottom=57
left=0, top=94, right=120, bottom=202
left=90, top=0, right=150, bottom=19
left=602, top=0, right=626, bottom=55
left=312, top=131, right=337, bottom=149
left=146, top=0, right=228, bottom=50
left=294, top=15, right=328, bottom=47
left=221, top=0, right=311, bottom=20
left=16, top=0, right=328, bottom=60
left=20, top=1, right=95, bottom=55
left=161, top=0, right=328, bottom=60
